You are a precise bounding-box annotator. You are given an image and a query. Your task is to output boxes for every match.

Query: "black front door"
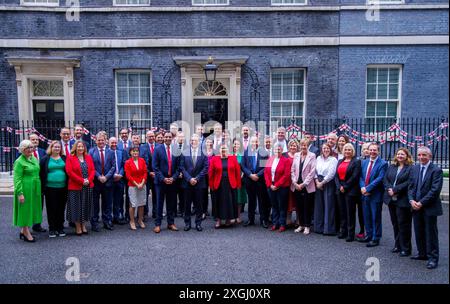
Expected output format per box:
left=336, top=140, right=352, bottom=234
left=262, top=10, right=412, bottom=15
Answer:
left=193, top=98, right=228, bottom=128
left=33, top=100, right=65, bottom=142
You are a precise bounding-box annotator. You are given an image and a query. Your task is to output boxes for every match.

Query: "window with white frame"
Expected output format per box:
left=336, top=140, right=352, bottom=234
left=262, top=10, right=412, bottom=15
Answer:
left=367, top=0, right=405, bottom=5
left=365, top=66, right=401, bottom=131
left=21, top=0, right=59, bottom=6
left=270, top=69, right=305, bottom=128
left=114, top=0, right=150, bottom=5
left=115, top=70, right=152, bottom=127
left=192, top=0, right=229, bottom=5
left=272, top=0, right=307, bottom=5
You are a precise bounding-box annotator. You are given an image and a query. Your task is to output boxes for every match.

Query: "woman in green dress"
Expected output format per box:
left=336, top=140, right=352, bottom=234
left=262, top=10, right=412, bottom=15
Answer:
left=233, top=138, right=247, bottom=224
left=13, top=140, right=42, bottom=242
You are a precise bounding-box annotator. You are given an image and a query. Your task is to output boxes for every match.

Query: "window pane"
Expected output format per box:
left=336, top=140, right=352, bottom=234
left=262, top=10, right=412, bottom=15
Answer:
left=282, top=102, right=292, bottom=116
left=140, top=87, right=150, bottom=103
left=366, top=102, right=376, bottom=117
left=117, top=88, right=128, bottom=104
left=367, top=84, right=376, bottom=99
left=293, top=102, right=303, bottom=116
left=282, top=85, right=293, bottom=100
left=378, top=84, right=388, bottom=99
left=272, top=85, right=282, bottom=100
left=271, top=103, right=281, bottom=116
left=282, top=72, right=293, bottom=85
left=389, top=68, right=399, bottom=83
left=376, top=102, right=386, bottom=116
left=378, top=68, right=388, bottom=83
left=140, top=73, right=150, bottom=86
left=294, top=85, right=304, bottom=100
left=387, top=102, right=397, bottom=117
left=367, top=68, right=377, bottom=83
left=128, top=73, right=139, bottom=87
left=272, top=72, right=282, bottom=85
left=293, top=70, right=304, bottom=84
left=389, top=84, right=399, bottom=99
left=129, top=88, right=140, bottom=103
left=117, top=73, right=127, bottom=87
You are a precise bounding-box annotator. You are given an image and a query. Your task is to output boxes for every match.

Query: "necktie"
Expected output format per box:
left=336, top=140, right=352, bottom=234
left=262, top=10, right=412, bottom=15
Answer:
left=417, top=166, right=426, bottom=198
left=365, top=160, right=374, bottom=186
left=167, top=145, right=172, bottom=176
left=65, top=143, right=69, bottom=156
left=100, top=148, right=105, bottom=175
left=33, top=151, right=38, bottom=159
left=253, top=154, right=257, bottom=172
left=124, top=141, right=127, bottom=150
left=115, top=150, right=119, bottom=174
left=150, top=143, right=154, bottom=155
left=244, top=139, right=248, bottom=150
left=179, top=143, right=182, bottom=150
left=192, top=149, right=197, bottom=167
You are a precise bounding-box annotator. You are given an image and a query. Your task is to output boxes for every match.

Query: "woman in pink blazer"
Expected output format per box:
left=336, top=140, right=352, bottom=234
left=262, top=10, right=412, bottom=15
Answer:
left=291, top=138, right=317, bottom=235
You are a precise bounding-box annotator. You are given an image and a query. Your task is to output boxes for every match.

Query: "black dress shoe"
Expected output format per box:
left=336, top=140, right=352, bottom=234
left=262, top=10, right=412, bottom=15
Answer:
left=243, top=220, right=255, bottom=227
left=345, top=236, right=355, bottom=242
left=184, top=225, right=191, bottom=231
left=426, top=260, right=438, bottom=269
left=399, top=251, right=411, bottom=257
left=91, top=225, right=100, bottom=232
left=32, top=225, right=47, bottom=233
left=366, top=240, right=380, bottom=247
left=357, top=236, right=371, bottom=243
left=410, top=255, right=428, bottom=261
left=337, top=232, right=347, bottom=239
left=118, top=218, right=128, bottom=225
left=69, top=222, right=76, bottom=228
left=103, top=223, right=114, bottom=230
left=391, top=247, right=400, bottom=253
left=196, top=225, right=203, bottom=232
left=261, top=221, right=269, bottom=229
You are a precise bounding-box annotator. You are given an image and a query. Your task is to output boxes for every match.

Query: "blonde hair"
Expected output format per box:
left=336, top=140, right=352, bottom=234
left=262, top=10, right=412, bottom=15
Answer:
left=299, top=138, right=310, bottom=147
left=46, top=140, right=63, bottom=156
left=70, top=140, right=88, bottom=156
left=342, top=143, right=356, bottom=158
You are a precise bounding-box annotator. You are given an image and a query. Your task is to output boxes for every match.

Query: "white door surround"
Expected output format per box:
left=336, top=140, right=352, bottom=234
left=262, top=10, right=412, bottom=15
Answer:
left=7, top=56, right=80, bottom=124
left=174, top=56, right=248, bottom=136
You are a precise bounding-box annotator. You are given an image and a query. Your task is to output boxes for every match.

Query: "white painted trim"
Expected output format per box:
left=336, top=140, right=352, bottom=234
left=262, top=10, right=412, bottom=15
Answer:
left=366, top=0, right=405, bottom=5
left=20, top=0, right=59, bottom=7
left=271, top=0, right=307, bottom=6
left=113, top=0, right=150, bottom=6
left=0, top=36, right=447, bottom=49
left=0, top=4, right=448, bottom=12
left=192, top=0, right=229, bottom=6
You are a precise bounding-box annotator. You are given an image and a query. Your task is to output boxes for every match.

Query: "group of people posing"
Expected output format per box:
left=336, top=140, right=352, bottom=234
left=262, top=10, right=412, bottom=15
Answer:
left=13, top=123, right=444, bottom=269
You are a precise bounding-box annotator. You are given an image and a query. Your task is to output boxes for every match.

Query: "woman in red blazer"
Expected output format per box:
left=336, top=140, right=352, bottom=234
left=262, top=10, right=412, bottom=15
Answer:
left=65, top=140, right=95, bottom=236
left=124, top=147, right=148, bottom=230
left=209, top=144, right=241, bottom=228
left=264, top=143, right=292, bottom=232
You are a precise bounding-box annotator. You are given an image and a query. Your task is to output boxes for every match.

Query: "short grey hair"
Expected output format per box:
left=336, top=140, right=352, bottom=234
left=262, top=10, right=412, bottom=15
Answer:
left=18, top=140, right=34, bottom=154
left=417, top=146, right=432, bottom=156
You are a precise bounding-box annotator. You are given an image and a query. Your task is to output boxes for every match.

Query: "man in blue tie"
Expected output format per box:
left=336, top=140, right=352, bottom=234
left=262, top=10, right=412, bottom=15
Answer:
left=408, top=146, right=443, bottom=269
left=109, top=137, right=127, bottom=225
left=180, top=134, right=208, bottom=231
left=242, top=136, right=270, bottom=228
left=89, top=133, right=116, bottom=231
left=359, top=143, right=387, bottom=247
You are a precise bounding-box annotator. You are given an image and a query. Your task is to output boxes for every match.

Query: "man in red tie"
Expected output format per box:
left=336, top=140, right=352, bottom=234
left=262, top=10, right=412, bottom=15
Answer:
left=60, top=127, right=72, bottom=156
left=359, top=143, right=388, bottom=247
left=144, top=130, right=157, bottom=219
left=242, top=125, right=250, bottom=151
left=152, top=132, right=180, bottom=233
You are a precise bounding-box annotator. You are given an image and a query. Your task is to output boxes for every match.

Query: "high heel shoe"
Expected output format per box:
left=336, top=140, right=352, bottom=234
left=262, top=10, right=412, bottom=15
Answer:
left=19, top=232, right=25, bottom=240
left=22, top=234, right=36, bottom=242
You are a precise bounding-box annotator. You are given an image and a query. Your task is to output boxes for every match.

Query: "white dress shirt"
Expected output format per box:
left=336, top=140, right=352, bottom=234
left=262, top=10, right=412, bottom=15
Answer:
left=316, top=156, right=338, bottom=184
left=271, top=157, right=280, bottom=182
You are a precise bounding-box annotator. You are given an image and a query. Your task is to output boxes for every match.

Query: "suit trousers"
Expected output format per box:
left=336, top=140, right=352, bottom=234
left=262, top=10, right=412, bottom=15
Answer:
left=295, top=190, right=315, bottom=228
left=413, top=209, right=439, bottom=262
left=337, top=192, right=358, bottom=238
left=314, top=182, right=336, bottom=234
left=155, top=183, right=177, bottom=227
left=362, top=198, right=383, bottom=241
left=145, top=177, right=156, bottom=216
left=246, top=178, right=270, bottom=223
left=268, top=187, right=288, bottom=228
left=388, top=204, right=412, bottom=253
left=184, top=187, right=203, bottom=226
left=112, top=180, right=124, bottom=221
left=45, top=187, right=67, bottom=231
left=91, top=182, right=113, bottom=225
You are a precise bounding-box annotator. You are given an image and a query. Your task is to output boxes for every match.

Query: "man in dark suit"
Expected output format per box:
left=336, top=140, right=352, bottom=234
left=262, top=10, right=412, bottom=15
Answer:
left=359, top=143, right=387, bottom=247
left=117, top=128, right=132, bottom=151
left=109, top=137, right=127, bottom=225
left=89, top=133, right=116, bottom=231
left=70, top=124, right=91, bottom=151
left=274, top=127, right=289, bottom=153
left=29, top=133, right=47, bottom=233
left=60, top=127, right=73, bottom=157
left=408, top=146, right=443, bottom=269
left=122, top=133, right=142, bottom=221
left=305, top=133, right=319, bottom=157
left=140, top=130, right=157, bottom=219
left=174, top=131, right=186, bottom=217
left=180, top=134, right=208, bottom=231
left=242, top=136, right=270, bottom=228
left=152, top=132, right=180, bottom=233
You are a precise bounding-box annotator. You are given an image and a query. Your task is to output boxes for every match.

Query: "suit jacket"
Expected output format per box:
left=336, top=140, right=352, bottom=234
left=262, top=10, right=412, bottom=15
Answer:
left=124, top=157, right=148, bottom=187
left=110, top=148, right=125, bottom=177
left=117, top=139, right=132, bottom=151
left=70, top=138, right=90, bottom=152
left=335, top=158, right=362, bottom=196
left=408, top=163, right=443, bottom=216
left=360, top=157, right=388, bottom=202
left=264, top=156, right=292, bottom=188
left=309, top=145, right=320, bottom=157
left=242, top=148, right=268, bottom=181
left=180, top=146, right=209, bottom=189
left=139, top=142, right=156, bottom=176
left=88, top=147, right=116, bottom=187
left=39, top=155, right=68, bottom=192
left=208, top=155, right=241, bottom=191
left=65, top=154, right=95, bottom=190
left=383, top=164, right=412, bottom=208
left=60, top=140, right=74, bottom=156
left=17, top=147, right=46, bottom=161
left=290, top=152, right=317, bottom=193
left=152, top=143, right=181, bottom=185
